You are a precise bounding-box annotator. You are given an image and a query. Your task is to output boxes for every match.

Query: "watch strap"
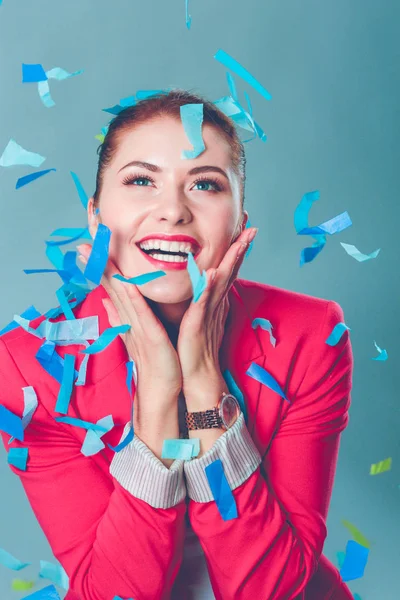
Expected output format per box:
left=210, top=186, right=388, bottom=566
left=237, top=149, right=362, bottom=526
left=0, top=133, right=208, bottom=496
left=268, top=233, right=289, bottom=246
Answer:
left=185, top=407, right=223, bottom=431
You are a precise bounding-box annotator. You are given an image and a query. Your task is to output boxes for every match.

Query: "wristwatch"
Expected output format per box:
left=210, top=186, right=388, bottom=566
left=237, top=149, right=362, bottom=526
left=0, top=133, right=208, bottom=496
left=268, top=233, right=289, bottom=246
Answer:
left=185, top=392, right=242, bottom=432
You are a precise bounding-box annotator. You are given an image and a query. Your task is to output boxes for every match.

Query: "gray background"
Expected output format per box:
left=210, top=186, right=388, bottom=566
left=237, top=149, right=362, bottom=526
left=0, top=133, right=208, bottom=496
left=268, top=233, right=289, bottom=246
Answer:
left=0, top=0, right=399, bottom=598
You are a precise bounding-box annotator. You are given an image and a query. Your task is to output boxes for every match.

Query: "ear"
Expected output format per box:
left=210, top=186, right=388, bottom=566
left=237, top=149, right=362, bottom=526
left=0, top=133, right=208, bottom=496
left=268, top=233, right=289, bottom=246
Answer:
left=87, top=197, right=100, bottom=239
left=232, top=210, right=249, bottom=242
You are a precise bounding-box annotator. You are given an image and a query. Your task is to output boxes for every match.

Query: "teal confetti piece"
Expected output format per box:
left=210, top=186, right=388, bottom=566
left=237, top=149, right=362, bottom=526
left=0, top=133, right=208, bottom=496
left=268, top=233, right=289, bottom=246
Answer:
left=8, top=386, right=38, bottom=444
left=223, top=369, right=248, bottom=424
left=21, top=584, right=61, bottom=599
left=135, top=89, right=167, bottom=100
left=107, top=423, right=134, bottom=453
left=214, top=49, right=272, bottom=102
left=46, top=227, right=91, bottom=246
left=119, top=95, right=136, bottom=108
left=372, top=340, right=388, bottom=361
left=22, top=63, right=47, bottom=82
left=161, top=438, right=200, bottom=460
left=36, top=341, right=80, bottom=385
left=180, top=103, right=205, bottom=159
left=186, top=251, right=207, bottom=302
left=298, top=211, right=352, bottom=236
left=252, top=318, right=276, bottom=347
left=226, top=72, right=238, bottom=102
left=205, top=459, right=238, bottom=521
left=37, top=67, right=83, bottom=109
left=7, top=447, right=29, bottom=471
left=0, top=405, right=24, bottom=441
left=83, top=223, right=111, bottom=285
left=339, top=540, right=369, bottom=582
left=185, top=0, right=192, bottom=28
left=0, top=548, right=31, bottom=570
left=0, top=305, right=41, bottom=337
left=113, top=270, right=166, bottom=285
left=294, top=190, right=327, bottom=266
left=16, top=168, right=56, bottom=189
left=0, top=139, right=46, bottom=167
left=340, top=242, right=381, bottom=262
left=81, top=415, right=114, bottom=456
left=70, top=171, right=89, bottom=210
left=246, top=362, right=289, bottom=402
left=336, top=551, right=346, bottom=569
left=54, top=416, right=109, bottom=433
left=39, top=561, right=69, bottom=590
left=325, top=322, right=351, bottom=346
left=54, top=354, right=76, bottom=414
left=81, top=324, right=130, bottom=355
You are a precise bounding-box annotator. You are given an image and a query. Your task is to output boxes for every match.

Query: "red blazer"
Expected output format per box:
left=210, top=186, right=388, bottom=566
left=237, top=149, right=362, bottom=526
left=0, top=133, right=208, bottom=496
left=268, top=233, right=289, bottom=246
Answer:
left=0, top=279, right=354, bottom=600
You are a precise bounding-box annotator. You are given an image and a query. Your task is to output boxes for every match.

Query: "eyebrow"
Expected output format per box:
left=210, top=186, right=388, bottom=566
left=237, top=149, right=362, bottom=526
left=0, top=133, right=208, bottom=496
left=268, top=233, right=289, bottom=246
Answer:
left=118, top=160, right=229, bottom=180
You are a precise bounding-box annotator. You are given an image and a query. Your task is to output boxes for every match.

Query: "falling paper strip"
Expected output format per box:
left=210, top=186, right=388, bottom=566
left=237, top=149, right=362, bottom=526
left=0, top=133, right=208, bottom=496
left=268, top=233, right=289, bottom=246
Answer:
left=180, top=103, right=205, bottom=159
left=21, top=584, right=61, bottom=599
left=223, top=369, right=248, bottom=424
left=341, top=520, right=371, bottom=548
left=82, top=223, right=111, bottom=285
left=113, top=271, right=166, bottom=285
left=214, top=49, right=272, bottom=102
left=54, top=416, right=109, bottom=433
left=205, top=459, right=238, bottom=521
left=0, top=405, right=24, bottom=441
left=30, top=66, right=84, bottom=108
left=325, top=323, right=351, bottom=346
left=22, top=63, right=47, bottom=82
left=81, top=415, right=114, bottom=457
left=0, top=139, right=46, bottom=167
left=0, top=305, right=41, bottom=337
left=371, top=340, right=388, bottom=361
left=297, top=211, right=352, bottom=236
left=340, top=242, right=380, bottom=262
left=161, top=438, right=200, bottom=460
left=294, top=191, right=327, bottom=266
left=39, top=560, right=69, bottom=590
left=8, top=386, right=38, bottom=444
left=370, top=457, right=392, bottom=475
left=12, top=580, right=35, bottom=591
left=70, top=171, right=89, bottom=210
left=81, top=324, right=130, bottom=355
left=36, top=341, right=79, bottom=385
left=251, top=317, right=277, bottom=347
left=339, top=540, right=369, bottom=582
left=16, top=169, right=56, bottom=189
left=0, top=547, right=31, bottom=570
left=185, top=0, right=192, bottom=28
left=8, top=447, right=29, bottom=471
left=187, top=251, right=207, bottom=302
left=54, top=354, right=76, bottom=414
left=246, top=362, right=289, bottom=402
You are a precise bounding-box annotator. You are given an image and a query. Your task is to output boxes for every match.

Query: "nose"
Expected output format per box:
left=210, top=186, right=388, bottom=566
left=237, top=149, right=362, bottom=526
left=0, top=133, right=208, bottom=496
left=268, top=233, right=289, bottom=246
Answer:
left=152, top=185, right=192, bottom=225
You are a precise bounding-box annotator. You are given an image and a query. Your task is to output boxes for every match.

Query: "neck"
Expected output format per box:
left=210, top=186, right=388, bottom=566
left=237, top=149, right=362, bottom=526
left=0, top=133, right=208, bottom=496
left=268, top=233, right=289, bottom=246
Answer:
left=147, top=298, right=192, bottom=348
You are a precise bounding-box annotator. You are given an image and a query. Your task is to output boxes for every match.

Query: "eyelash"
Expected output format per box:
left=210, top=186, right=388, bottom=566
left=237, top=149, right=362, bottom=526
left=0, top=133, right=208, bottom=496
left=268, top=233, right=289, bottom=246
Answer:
left=121, top=172, right=224, bottom=192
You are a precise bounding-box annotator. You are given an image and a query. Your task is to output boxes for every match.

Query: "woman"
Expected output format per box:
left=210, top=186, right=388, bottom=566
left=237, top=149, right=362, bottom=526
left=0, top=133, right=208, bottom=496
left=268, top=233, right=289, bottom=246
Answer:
left=0, top=90, right=354, bottom=600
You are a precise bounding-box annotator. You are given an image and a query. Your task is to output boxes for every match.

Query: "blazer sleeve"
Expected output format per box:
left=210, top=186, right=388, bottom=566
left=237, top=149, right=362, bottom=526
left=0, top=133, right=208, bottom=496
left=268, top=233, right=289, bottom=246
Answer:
left=184, top=300, right=353, bottom=600
left=0, top=338, right=186, bottom=600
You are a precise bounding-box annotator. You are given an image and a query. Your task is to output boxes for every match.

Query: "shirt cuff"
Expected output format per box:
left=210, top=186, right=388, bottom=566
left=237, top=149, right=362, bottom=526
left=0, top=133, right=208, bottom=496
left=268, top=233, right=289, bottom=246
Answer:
left=110, top=422, right=187, bottom=509
left=183, top=412, right=262, bottom=503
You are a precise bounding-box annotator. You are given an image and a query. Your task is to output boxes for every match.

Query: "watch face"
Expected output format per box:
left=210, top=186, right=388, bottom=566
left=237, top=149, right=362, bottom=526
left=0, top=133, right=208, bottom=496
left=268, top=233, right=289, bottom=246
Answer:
left=220, top=395, right=240, bottom=428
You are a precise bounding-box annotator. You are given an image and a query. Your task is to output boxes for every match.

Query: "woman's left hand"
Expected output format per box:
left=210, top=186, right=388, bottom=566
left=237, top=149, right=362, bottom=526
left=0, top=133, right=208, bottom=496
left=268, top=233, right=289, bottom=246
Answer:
left=177, top=227, right=258, bottom=404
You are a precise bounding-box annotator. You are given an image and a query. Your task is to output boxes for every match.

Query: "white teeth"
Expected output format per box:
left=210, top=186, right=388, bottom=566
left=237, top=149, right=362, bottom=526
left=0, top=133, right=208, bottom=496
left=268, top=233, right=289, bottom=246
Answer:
left=139, top=239, right=196, bottom=253
left=149, top=253, right=187, bottom=262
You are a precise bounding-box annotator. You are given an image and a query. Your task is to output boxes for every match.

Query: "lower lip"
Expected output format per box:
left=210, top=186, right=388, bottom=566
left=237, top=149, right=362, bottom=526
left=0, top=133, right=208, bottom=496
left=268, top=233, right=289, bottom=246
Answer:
left=137, top=246, right=201, bottom=270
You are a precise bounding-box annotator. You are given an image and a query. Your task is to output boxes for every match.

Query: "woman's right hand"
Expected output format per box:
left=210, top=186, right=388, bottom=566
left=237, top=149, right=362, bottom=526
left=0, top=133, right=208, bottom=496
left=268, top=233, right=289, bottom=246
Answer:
left=77, top=244, right=183, bottom=406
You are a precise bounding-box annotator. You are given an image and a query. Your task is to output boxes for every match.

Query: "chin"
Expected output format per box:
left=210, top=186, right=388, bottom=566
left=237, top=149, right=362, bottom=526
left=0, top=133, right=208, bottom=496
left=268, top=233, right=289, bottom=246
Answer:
left=140, top=285, right=193, bottom=305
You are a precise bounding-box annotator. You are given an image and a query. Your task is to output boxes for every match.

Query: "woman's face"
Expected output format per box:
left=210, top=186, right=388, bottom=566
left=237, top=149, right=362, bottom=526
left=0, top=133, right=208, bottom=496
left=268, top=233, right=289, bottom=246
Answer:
left=88, top=115, right=248, bottom=306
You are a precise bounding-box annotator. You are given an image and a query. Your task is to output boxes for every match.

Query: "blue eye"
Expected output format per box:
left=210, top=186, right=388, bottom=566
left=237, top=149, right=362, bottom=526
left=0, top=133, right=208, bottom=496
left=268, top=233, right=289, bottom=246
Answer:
left=192, top=178, right=222, bottom=192
left=122, top=174, right=155, bottom=187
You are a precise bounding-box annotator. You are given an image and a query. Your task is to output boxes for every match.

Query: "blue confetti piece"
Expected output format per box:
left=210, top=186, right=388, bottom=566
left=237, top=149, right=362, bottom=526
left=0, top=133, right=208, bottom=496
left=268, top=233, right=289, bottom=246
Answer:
left=81, top=324, right=130, bottom=355
left=107, top=426, right=134, bottom=453
left=21, top=584, right=61, bottom=600
left=36, top=341, right=79, bottom=385
left=135, top=89, right=167, bottom=100
left=339, top=540, right=369, bottom=582
left=16, top=168, right=56, bottom=189
left=185, top=0, right=192, bottom=29
left=205, top=459, right=238, bottom=521
left=246, top=362, right=289, bottom=402
left=336, top=551, right=346, bottom=569
left=8, top=386, right=38, bottom=444
left=113, top=270, right=166, bottom=285
left=39, top=561, right=69, bottom=590
left=54, top=416, right=109, bottom=433
left=161, top=438, right=200, bottom=460
left=252, top=318, right=277, bottom=347
left=83, top=223, right=111, bottom=285
left=0, top=304, right=41, bottom=337
left=0, top=139, right=46, bottom=167
left=223, top=369, right=248, bottom=425
left=119, top=95, right=136, bottom=108
left=325, top=322, right=351, bottom=346
left=340, top=242, right=381, bottom=262
left=371, top=340, right=388, bottom=361
left=0, top=405, right=24, bottom=441
left=187, top=252, right=207, bottom=302
left=0, top=547, right=31, bottom=570
left=7, top=447, right=29, bottom=470
left=46, top=227, right=91, bottom=247
left=70, top=171, right=89, bottom=210
left=102, top=104, right=125, bottom=115
left=214, top=49, right=272, bottom=102
left=226, top=71, right=239, bottom=102
left=298, top=211, right=352, bottom=236
left=54, top=354, right=76, bottom=414
left=294, top=190, right=328, bottom=266
left=22, top=63, right=48, bottom=83
left=180, top=103, right=205, bottom=159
